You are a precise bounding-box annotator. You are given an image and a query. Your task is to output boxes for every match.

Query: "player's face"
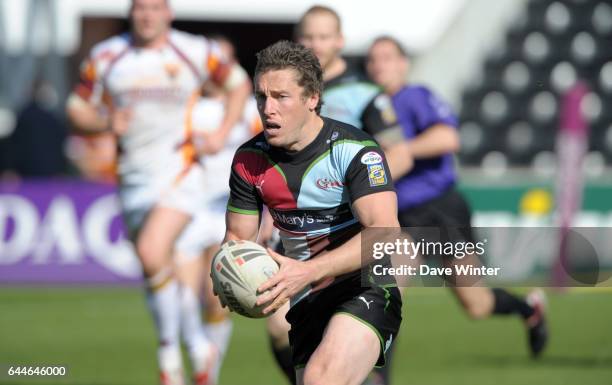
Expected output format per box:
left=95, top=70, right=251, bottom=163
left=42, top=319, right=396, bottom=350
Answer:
left=298, top=13, right=344, bottom=70
left=130, top=0, right=172, bottom=45
left=367, top=40, right=408, bottom=93
left=255, top=69, right=319, bottom=150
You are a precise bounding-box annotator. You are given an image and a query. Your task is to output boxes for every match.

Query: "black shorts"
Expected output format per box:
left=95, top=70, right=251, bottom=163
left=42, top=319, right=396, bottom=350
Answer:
left=286, top=274, right=402, bottom=369
left=398, top=186, right=475, bottom=250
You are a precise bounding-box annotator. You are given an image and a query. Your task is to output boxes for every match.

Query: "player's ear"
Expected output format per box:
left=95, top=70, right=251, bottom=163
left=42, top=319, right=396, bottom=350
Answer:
left=306, top=92, right=319, bottom=112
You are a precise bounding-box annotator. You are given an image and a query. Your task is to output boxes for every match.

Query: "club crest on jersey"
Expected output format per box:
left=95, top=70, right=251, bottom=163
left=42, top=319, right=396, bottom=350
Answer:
left=361, top=151, right=383, bottom=165
left=164, top=62, right=181, bottom=79
left=316, top=177, right=344, bottom=190
left=367, top=163, right=387, bottom=187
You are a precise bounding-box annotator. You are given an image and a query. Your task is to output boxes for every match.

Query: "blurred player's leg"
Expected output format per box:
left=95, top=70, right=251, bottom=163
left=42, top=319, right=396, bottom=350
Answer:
left=176, top=251, right=217, bottom=385
left=489, top=287, right=548, bottom=356
left=202, top=244, right=233, bottom=378
left=444, top=254, right=549, bottom=356
left=175, top=205, right=230, bottom=384
left=137, top=206, right=192, bottom=385
left=266, top=302, right=294, bottom=385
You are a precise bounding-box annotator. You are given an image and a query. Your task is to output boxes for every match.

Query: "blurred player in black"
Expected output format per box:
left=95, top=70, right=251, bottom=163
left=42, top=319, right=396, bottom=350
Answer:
left=362, top=35, right=549, bottom=362
left=297, top=5, right=379, bottom=129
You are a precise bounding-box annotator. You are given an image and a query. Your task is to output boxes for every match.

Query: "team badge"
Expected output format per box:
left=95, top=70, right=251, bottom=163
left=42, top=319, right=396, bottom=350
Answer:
left=367, top=163, right=387, bottom=187
left=164, top=62, right=181, bottom=79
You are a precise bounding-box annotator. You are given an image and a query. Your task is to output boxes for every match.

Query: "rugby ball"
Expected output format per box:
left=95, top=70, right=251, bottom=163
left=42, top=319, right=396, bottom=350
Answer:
left=211, top=240, right=279, bottom=318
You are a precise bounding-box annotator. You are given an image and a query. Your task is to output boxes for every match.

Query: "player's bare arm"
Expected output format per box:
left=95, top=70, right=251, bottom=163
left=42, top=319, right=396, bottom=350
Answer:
left=66, top=95, right=109, bottom=134
left=223, top=210, right=260, bottom=243
left=200, top=65, right=252, bottom=155
left=405, top=123, right=460, bottom=159
left=66, top=94, right=133, bottom=136
left=381, top=142, right=414, bottom=180
left=379, top=124, right=458, bottom=180
left=256, top=190, right=399, bottom=313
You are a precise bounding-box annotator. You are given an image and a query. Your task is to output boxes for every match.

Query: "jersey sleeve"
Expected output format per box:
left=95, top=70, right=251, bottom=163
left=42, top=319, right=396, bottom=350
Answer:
left=204, top=39, right=234, bottom=87
left=71, top=48, right=115, bottom=109
left=227, top=152, right=263, bottom=215
left=361, top=94, right=405, bottom=147
left=73, top=54, right=104, bottom=105
left=409, top=87, right=458, bottom=134
left=345, top=146, right=395, bottom=203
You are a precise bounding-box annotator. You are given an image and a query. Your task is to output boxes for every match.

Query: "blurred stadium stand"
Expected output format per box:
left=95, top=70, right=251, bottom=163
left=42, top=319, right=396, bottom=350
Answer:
left=0, top=0, right=610, bottom=180
left=0, top=0, right=464, bottom=178
left=0, top=0, right=610, bottom=176
left=0, top=0, right=611, bottom=286
left=457, top=0, right=612, bottom=167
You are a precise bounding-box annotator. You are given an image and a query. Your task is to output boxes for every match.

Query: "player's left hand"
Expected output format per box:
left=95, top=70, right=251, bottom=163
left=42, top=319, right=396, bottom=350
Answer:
left=256, top=247, right=318, bottom=314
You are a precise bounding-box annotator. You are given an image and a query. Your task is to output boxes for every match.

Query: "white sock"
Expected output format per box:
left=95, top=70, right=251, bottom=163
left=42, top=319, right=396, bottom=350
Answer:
left=179, top=285, right=214, bottom=369
left=146, top=271, right=182, bottom=372
left=157, top=344, right=182, bottom=372
left=205, top=318, right=233, bottom=357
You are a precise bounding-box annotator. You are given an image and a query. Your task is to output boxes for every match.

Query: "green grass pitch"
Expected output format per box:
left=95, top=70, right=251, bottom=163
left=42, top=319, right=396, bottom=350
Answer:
left=1, top=287, right=611, bottom=385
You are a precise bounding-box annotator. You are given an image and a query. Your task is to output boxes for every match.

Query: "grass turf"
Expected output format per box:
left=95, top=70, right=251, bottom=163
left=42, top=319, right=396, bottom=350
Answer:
left=0, top=287, right=610, bottom=385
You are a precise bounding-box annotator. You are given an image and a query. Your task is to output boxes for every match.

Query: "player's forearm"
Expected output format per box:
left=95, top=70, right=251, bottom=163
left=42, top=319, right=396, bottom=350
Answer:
left=304, top=232, right=363, bottom=282
left=307, top=191, right=401, bottom=281
left=217, top=80, right=251, bottom=138
left=406, top=124, right=460, bottom=159
left=384, top=142, right=414, bottom=180
left=223, top=211, right=261, bottom=243
left=66, top=96, right=109, bottom=134
left=306, top=221, right=400, bottom=282
left=223, top=229, right=258, bottom=243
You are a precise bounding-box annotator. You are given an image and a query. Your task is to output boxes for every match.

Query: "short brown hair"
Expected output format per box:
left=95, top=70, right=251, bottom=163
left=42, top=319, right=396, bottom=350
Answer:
left=295, top=5, right=342, bottom=38
left=370, top=35, right=410, bottom=58
left=254, top=40, right=324, bottom=114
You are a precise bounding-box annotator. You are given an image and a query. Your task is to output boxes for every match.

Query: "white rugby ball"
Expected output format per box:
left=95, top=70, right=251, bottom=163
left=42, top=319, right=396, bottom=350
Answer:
left=211, top=240, right=279, bottom=318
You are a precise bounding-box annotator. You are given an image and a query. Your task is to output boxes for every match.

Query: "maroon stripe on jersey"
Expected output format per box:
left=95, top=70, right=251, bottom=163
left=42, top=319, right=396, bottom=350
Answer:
left=100, top=44, right=131, bottom=86
left=167, top=40, right=202, bottom=83
left=233, top=150, right=296, bottom=209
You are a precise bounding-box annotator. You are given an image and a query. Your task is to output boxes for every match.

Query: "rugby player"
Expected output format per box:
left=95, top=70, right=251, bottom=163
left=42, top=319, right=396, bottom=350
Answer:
left=265, top=7, right=387, bottom=383
left=66, top=1, right=251, bottom=384
left=222, top=40, right=402, bottom=385
left=297, top=5, right=380, bottom=129
left=362, top=35, right=548, bottom=358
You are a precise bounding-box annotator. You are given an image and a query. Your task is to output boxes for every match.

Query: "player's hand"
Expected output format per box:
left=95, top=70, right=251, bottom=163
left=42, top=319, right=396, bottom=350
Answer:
left=110, top=107, right=132, bottom=136
left=198, top=129, right=227, bottom=155
left=255, top=247, right=318, bottom=315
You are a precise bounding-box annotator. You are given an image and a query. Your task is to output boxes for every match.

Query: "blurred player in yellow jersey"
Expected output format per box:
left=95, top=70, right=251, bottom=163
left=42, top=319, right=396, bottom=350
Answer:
left=66, top=1, right=251, bottom=384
